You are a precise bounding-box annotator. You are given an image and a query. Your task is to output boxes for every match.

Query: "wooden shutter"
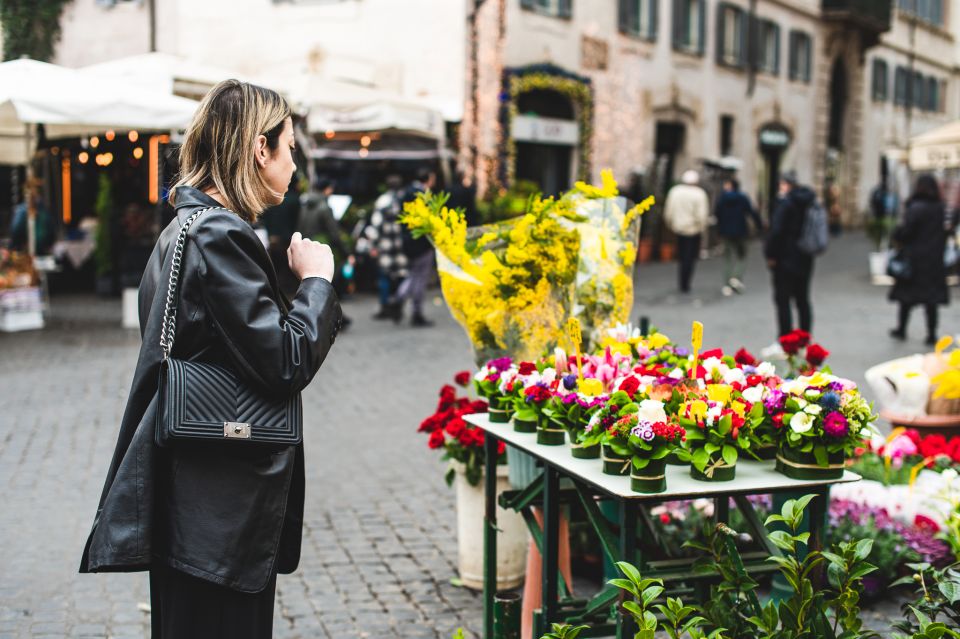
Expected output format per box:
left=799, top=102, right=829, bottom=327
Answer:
left=649, top=0, right=659, bottom=40
left=697, top=0, right=706, bottom=54
left=618, top=0, right=630, bottom=33
left=715, top=4, right=726, bottom=64
left=558, top=0, right=572, bottom=18
left=672, top=0, right=686, bottom=49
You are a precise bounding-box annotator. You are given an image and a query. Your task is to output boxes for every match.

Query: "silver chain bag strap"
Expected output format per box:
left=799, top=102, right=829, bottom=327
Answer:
left=155, top=206, right=303, bottom=447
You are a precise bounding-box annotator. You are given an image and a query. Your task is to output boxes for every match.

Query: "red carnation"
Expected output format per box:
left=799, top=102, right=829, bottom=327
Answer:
left=735, top=348, right=758, bottom=366
left=746, top=374, right=763, bottom=387
left=914, top=514, right=940, bottom=533
left=659, top=513, right=671, bottom=524
left=518, top=362, right=537, bottom=376
left=619, top=377, right=641, bottom=397
left=524, top=385, right=552, bottom=403
left=701, top=348, right=724, bottom=360
left=793, top=330, right=811, bottom=348
left=779, top=333, right=802, bottom=355
left=428, top=430, right=446, bottom=449
left=439, top=384, right=456, bottom=407
left=905, top=429, right=922, bottom=446
left=948, top=437, right=960, bottom=463
left=418, top=415, right=441, bottom=433
left=497, top=441, right=507, bottom=456
left=805, top=344, right=830, bottom=366
left=468, top=400, right=489, bottom=413
left=919, top=434, right=948, bottom=459
left=454, top=371, right=472, bottom=387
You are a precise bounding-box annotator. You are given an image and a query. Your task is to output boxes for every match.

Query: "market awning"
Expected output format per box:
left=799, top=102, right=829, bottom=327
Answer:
left=293, top=76, right=445, bottom=139
left=81, top=52, right=252, bottom=100
left=908, top=120, right=960, bottom=170
left=0, top=58, right=198, bottom=165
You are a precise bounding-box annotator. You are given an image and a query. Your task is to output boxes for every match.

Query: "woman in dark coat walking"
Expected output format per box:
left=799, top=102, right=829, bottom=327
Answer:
left=889, top=173, right=949, bottom=345
left=79, top=80, right=343, bottom=638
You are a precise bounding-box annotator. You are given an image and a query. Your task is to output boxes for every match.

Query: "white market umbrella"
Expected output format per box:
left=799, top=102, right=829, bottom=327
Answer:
left=0, top=58, right=198, bottom=253
left=81, top=52, right=251, bottom=101
left=908, top=120, right=960, bottom=171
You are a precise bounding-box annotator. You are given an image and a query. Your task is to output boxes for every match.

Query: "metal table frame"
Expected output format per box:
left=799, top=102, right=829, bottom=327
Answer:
left=467, top=414, right=860, bottom=639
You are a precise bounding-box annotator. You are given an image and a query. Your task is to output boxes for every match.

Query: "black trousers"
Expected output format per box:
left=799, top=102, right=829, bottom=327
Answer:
left=676, top=234, right=701, bottom=293
left=772, top=266, right=813, bottom=337
left=897, top=302, right=939, bottom=338
left=150, top=565, right=277, bottom=639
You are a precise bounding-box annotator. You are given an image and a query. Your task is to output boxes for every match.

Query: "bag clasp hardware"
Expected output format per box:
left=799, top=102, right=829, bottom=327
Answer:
left=223, top=422, right=251, bottom=439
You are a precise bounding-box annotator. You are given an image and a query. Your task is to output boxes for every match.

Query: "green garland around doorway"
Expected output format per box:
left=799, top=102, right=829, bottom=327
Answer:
left=1, top=0, right=73, bottom=62
left=502, top=70, right=593, bottom=187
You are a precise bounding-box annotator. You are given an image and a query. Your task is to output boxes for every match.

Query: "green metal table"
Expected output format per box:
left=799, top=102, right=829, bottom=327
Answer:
left=465, top=414, right=861, bottom=639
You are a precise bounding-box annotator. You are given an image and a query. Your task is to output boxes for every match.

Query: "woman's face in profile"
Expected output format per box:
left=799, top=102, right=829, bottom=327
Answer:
left=259, top=117, right=296, bottom=203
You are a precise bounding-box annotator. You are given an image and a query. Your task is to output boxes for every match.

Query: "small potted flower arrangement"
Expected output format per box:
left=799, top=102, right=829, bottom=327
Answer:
left=677, top=383, right=758, bottom=481
left=474, top=357, right=514, bottom=423
left=545, top=374, right=608, bottom=459
left=769, top=372, right=876, bottom=479
left=510, top=361, right=542, bottom=433
left=526, top=378, right=566, bottom=445
left=623, top=414, right=686, bottom=493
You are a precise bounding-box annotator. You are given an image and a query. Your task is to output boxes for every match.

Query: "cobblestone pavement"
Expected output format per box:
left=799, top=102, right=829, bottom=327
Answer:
left=0, top=234, right=956, bottom=638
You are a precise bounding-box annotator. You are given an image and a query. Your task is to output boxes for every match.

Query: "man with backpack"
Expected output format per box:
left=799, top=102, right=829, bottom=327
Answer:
left=765, top=170, right=828, bottom=338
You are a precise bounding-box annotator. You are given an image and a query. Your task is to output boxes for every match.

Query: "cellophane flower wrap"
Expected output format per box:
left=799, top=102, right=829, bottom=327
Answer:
left=401, top=191, right=581, bottom=365
left=400, top=171, right=654, bottom=365
left=567, top=172, right=654, bottom=351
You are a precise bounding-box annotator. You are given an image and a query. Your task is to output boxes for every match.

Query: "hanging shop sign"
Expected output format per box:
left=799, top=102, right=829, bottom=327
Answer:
left=511, top=114, right=580, bottom=146
left=758, top=123, right=792, bottom=151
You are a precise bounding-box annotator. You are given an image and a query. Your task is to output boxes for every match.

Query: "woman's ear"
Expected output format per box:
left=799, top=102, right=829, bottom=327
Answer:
left=255, top=134, right=269, bottom=168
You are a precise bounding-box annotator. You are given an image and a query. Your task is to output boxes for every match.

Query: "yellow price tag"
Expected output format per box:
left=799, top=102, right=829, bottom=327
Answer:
left=690, top=321, right=703, bottom=380
left=566, top=318, right=584, bottom=382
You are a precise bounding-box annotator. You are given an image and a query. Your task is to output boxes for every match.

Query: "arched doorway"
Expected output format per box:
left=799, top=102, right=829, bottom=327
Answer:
left=513, top=88, right=577, bottom=195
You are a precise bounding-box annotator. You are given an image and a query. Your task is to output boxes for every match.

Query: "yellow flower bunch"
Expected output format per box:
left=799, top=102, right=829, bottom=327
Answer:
left=932, top=336, right=960, bottom=400
left=400, top=172, right=654, bottom=364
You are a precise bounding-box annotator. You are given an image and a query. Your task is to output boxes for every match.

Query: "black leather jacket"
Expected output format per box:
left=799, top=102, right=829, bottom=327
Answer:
left=79, top=187, right=342, bottom=592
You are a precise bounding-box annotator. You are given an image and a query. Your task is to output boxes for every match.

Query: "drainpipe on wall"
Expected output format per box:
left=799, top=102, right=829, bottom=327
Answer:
left=746, top=0, right=757, bottom=97
left=148, top=0, right=156, bottom=52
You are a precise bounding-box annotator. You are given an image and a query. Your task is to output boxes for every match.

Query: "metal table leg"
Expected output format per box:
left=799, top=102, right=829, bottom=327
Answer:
left=484, top=434, right=499, bottom=639
left=538, top=464, right=560, bottom=637
left=617, top=500, right=638, bottom=639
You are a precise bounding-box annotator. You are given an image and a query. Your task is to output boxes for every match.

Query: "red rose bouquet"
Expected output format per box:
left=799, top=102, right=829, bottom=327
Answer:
left=419, top=373, right=504, bottom=486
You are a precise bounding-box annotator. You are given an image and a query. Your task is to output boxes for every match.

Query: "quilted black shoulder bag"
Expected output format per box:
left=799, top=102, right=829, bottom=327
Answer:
left=155, top=206, right=303, bottom=447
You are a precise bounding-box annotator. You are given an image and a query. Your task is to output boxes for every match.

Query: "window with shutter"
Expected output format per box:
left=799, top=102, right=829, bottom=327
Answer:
left=619, top=0, right=655, bottom=40
left=894, top=67, right=908, bottom=106
left=520, top=0, right=570, bottom=18
left=926, top=77, right=939, bottom=111
left=716, top=5, right=745, bottom=68
left=912, top=71, right=925, bottom=110
left=871, top=59, right=888, bottom=102
left=673, top=0, right=704, bottom=55
left=788, top=31, right=811, bottom=83
left=756, top=19, right=779, bottom=75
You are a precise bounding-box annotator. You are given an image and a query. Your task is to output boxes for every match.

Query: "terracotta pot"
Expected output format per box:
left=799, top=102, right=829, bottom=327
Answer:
left=659, top=242, right=675, bottom=262
left=881, top=409, right=960, bottom=438
left=637, top=238, right=653, bottom=263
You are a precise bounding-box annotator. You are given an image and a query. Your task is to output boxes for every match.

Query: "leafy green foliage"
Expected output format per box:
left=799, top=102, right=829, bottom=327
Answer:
left=893, top=563, right=960, bottom=638
left=94, top=173, right=114, bottom=277
left=540, top=622, right=590, bottom=639
left=1, top=0, right=73, bottom=62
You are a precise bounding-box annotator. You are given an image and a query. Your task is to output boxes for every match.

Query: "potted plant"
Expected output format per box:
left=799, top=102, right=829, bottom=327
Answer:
left=417, top=374, right=527, bottom=589
left=525, top=381, right=565, bottom=445
left=677, top=383, right=757, bottom=481
left=474, top=357, right=514, bottom=423
left=510, top=361, right=544, bottom=433
left=623, top=414, right=686, bottom=493
left=546, top=376, right=608, bottom=459
left=769, top=372, right=876, bottom=480
left=866, top=214, right=895, bottom=285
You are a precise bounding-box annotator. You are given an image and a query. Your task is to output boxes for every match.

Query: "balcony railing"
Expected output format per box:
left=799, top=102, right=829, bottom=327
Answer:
left=822, top=0, right=893, bottom=35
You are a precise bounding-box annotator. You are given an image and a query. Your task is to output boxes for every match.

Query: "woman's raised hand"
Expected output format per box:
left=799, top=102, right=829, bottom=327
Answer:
left=287, top=232, right=335, bottom=282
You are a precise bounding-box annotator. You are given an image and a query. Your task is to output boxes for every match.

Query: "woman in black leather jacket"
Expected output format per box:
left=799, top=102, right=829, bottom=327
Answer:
left=79, top=80, right=342, bottom=638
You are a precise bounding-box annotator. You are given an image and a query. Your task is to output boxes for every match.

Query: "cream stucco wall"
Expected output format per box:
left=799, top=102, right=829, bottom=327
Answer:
left=54, top=0, right=467, bottom=117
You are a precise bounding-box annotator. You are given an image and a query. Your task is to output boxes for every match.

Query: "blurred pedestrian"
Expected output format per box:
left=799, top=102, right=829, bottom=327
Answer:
left=889, top=174, right=949, bottom=346
left=663, top=169, right=710, bottom=293
left=765, top=170, right=819, bottom=337
left=358, top=175, right=407, bottom=320
left=446, top=170, right=479, bottom=226
left=395, top=167, right=438, bottom=327
left=300, top=177, right=353, bottom=330
left=9, top=177, right=55, bottom=255
left=79, top=79, right=342, bottom=639
left=714, top=178, right=763, bottom=296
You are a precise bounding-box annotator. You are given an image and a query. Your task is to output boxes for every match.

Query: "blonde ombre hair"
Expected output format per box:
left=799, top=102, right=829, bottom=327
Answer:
left=170, top=79, right=291, bottom=220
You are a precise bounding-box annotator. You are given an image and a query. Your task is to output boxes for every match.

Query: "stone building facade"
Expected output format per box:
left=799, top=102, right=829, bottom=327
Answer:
left=461, top=0, right=955, bottom=225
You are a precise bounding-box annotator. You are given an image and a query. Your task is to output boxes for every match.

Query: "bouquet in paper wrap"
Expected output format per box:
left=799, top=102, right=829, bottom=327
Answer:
left=400, top=171, right=653, bottom=365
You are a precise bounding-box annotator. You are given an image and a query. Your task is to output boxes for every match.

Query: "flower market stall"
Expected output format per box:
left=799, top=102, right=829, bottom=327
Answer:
left=399, top=172, right=960, bottom=639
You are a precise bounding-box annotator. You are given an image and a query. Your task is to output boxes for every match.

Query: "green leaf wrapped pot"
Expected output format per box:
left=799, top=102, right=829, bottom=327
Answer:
left=630, top=457, right=667, bottom=493
left=570, top=440, right=600, bottom=459
left=776, top=445, right=845, bottom=480
left=488, top=396, right=513, bottom=423
left=689, top=447, right=736, bottom=482
left=536, top=416, right=565, bottom=446
left=602, top=443, right=630, bottom=476
left=512, top=413, right=537, bottom=433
